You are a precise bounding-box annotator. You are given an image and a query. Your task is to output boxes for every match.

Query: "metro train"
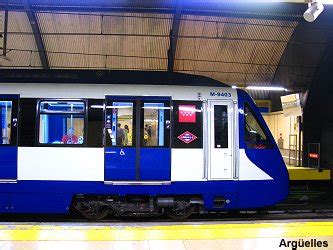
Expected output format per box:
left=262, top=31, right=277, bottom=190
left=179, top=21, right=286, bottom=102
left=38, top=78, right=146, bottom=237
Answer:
left=0, top=71, right=289, bottom=219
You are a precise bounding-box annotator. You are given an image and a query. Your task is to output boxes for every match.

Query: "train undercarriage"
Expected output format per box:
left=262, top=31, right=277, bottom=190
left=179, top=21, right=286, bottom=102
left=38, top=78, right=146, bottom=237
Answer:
left=72, top=195, right=205, bottom=220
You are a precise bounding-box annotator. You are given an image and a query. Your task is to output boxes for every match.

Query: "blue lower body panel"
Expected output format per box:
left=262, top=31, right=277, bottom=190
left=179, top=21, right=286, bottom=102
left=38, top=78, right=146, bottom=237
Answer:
left=0, top=193, right=9, bottom=212
left=11, top=193, right=73, bottom=213
left=140, top=148, right=171, bottom=180
left=0, top=179, right=287, bottom=214
left=0, top=146, right=17, bottom=180
left=104, top=147, right=171, bottom=181
left=105, top=148, right=136, bottom=180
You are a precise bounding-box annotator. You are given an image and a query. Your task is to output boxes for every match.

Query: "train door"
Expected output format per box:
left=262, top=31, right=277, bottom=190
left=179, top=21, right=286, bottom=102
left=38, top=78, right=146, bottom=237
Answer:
left=0, top=95, right=19, bottom=181
left=104, top=96, right=171, bottom=182
left=207, top=100, right=234, bottom=180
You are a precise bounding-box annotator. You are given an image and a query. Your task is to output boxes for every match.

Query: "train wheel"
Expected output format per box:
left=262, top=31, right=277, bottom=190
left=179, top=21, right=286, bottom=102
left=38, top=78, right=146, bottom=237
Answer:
left=165, top=205, right=195, bottom=220
left=76, top=201, right=110, bottom=220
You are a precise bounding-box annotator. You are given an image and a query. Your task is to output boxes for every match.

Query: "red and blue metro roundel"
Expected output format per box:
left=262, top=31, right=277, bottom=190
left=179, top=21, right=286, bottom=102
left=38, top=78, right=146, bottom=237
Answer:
left=177, top=131, right=197, bottom=144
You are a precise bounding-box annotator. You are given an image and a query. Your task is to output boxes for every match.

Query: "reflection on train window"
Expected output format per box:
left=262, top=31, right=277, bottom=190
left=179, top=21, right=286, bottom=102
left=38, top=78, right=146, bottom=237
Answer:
left=142, top=103, right=167, bottom=147
left=214, top=105, right=228, bottom=148
left=0, top=101, right=12, bottom=145
left=244, top=104, right=269, bottom=145
left=108, top=102, right=133, bottom=147
left=38, top=100, right=85, bottom=145
left=39, top=101, right=85, bottom=113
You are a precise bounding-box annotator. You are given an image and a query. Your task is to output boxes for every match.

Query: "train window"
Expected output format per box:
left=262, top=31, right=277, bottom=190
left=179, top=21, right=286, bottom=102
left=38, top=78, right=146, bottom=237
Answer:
left=244, top=103, right=271, bottom=149
left=214, top=105, right=228, bottom=148
left=173, top=101, right=203, bottom=148
left=141, top=102, right=170, bottom=147
left=106, top=102, right=134, bottom=147
left=38, top=100, right=86, bottom=145
left=0, top=101, right=12, bottom=145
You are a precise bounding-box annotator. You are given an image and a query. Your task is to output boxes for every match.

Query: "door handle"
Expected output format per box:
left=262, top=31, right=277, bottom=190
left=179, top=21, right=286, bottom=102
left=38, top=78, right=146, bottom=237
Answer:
left=105, top=151, right=117, bottom=154
left=105, top=150, right=126, bottom=156
left=12, top=118, right=18, bottom=128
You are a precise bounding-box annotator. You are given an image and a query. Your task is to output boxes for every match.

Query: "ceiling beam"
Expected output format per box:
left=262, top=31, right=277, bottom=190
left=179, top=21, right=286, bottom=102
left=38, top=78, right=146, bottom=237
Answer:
left=2, top=7, right=8, bottom=56
left=22, top=0, right=49, bottom=68
left=168, top=0, right=182, bottom=72
left=0, top=2, right=304, bottom=22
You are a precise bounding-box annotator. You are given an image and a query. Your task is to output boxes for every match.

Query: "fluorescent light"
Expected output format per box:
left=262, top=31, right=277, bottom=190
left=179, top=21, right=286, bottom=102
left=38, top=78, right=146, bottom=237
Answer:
left=246, top=86, right=288, bottom=91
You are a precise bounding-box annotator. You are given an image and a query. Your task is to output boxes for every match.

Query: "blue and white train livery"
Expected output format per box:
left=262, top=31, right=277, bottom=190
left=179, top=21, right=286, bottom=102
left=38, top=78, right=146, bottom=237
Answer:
left=0, top=71, right=289, bottom=219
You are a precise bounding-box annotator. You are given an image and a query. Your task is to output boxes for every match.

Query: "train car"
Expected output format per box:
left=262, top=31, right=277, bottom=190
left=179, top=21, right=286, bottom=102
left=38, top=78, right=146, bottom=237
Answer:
left=0, top=71, right=289, bottom=219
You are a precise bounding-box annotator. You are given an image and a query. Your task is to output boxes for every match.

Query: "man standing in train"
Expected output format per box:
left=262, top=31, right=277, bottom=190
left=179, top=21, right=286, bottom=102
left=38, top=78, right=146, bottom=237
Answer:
left=116, top=123, right=125, bottom=145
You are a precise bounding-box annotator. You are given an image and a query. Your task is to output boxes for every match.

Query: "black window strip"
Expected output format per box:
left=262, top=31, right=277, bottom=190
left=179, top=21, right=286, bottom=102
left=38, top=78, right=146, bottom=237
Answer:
left=19, top=98, right=37, bottom=147
left=87, top=99, right=104, bottom=148
left=172, top=100, right=203, bottom=149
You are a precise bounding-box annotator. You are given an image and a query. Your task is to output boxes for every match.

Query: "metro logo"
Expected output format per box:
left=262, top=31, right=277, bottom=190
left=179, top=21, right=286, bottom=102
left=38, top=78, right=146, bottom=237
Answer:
left=177, top=131, right=197, bottom=144
left=179, top=105, right=196, bottom=123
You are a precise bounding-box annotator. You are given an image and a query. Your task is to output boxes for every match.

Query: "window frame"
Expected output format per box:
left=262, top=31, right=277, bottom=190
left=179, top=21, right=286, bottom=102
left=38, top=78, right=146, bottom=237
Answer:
left=104, top=100, right=136, bottom=148
left=0, top=99, right=15, bottom=146
left=213, top=104, right=229, bottom=149
left=140, top=100, right=171, bottom=148
left=244, top=103, right=273, bottom=149
left=36, top=99, right=88, bottom=147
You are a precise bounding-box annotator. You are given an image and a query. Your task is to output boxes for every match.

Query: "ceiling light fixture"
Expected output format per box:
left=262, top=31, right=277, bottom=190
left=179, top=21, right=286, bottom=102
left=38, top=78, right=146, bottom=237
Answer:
left=304, top=0, right=324, bottom=22
left=246, top=86, right=288, bottom=91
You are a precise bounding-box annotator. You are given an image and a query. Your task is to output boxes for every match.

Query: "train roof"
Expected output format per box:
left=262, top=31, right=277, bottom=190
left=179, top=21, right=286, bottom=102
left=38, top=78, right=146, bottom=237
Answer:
left=0, top=69, right=230, bottom=87
left=0, top=69, right=230, bottom=88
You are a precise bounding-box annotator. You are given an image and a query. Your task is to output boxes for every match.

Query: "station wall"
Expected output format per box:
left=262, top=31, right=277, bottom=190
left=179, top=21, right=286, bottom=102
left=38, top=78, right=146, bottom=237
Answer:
left=263, top=112, right=302, bottom=165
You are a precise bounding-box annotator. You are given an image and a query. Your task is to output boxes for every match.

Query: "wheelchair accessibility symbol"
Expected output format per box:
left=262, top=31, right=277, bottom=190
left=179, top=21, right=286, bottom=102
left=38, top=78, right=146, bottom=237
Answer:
left=120, top=149, right=125, bottom=156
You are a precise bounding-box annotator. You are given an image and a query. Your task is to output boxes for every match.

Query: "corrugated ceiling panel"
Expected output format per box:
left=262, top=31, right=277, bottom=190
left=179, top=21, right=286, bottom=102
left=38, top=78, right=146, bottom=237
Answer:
left=0, top=11, right=42, bottom=68
left=176, top=59, right=248, bottom=74
left=30, top=51, right=42, bottom=67
left=180, top=15, right=220, bottom=37
left=246, top=74, right=272, bottom=85
left=37, top=12, right=101, bottom=34
left=8, top=11, right=32, bottom=32
left=47, top=53, right=105, bottom=68
left=175, top=14, right=297, bottom=90
left=102, top=13, right=172, bottom=35
left=246, top=64, right=276, bottom=76
left=43, top=34, right=169, bottom=69
left=103, top=36, right=169, bottom=58
left=106, top=56, right=167, bottom=70
left=0, top=49, right=41, bottom=68
left=211, top=72, right=245, bottom=86
left=7, top=34, right=37, bottom=51
left=214, top=40, right=258, bottom=63
left=38, top=12, right=170, bottom=69
left=42, top=35, right=105, bottom=55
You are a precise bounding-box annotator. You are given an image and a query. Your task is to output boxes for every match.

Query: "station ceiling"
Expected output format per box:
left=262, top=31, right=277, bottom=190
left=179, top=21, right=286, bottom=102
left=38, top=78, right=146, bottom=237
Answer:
left=1, top=0, right=333, bottom=99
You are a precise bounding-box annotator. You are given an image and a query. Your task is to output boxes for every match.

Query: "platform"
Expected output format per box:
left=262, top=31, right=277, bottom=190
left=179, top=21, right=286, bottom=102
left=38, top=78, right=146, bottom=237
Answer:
left=287, top=166, right=331, bottom=181
left=0, top=220, right=332, bottom=249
